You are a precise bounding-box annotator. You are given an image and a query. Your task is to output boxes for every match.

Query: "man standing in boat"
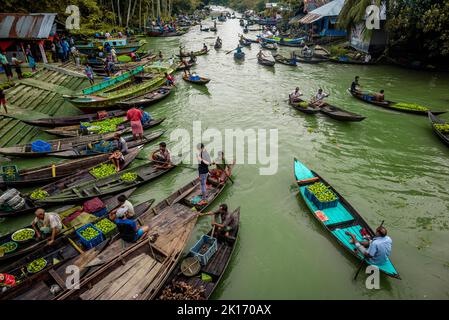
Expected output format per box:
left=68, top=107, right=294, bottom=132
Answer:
left=197, top=143, right=211, bottom=206
left=345, top=226, right=392, bottom=267
left=126, top=107, right=144, bottom=142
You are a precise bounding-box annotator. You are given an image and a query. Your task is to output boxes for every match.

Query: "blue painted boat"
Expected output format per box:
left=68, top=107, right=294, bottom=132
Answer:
left=293, top=158, right=400, bottom=279
left=234, top=52, right=245, bottom=60
left=257, top=35, right=305, bottom=45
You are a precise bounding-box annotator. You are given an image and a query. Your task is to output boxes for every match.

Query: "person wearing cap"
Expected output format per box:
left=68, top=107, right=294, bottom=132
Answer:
left=345, top=226, right=392, bottom=266
left=110, top=207, right=152, bottom=242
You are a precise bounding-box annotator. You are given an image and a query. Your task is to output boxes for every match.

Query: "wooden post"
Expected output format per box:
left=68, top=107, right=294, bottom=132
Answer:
left=39, top=42, right=48, bottom=64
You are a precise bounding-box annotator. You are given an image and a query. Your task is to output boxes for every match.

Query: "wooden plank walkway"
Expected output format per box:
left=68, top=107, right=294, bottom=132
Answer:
left=0, top=66, right=88, bottom=148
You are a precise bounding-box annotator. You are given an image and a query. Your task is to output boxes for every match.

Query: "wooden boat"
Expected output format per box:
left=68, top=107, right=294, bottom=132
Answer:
left=214, top=41, right=222, bottom=49
left=261, top=42, right=277, bottom=50
left=44, top=118, right=165, bottom=138
left=293, top=158, right=400, bottom=279
left=319, top=104, right=366, bottom=122
left=39, top=157, right=179, bottom=205
left=239, top=39, right=251, bottom=47
left=210, top=27, right=217, bottom=32
left=182, top=75, right=211, bottom=85
left=295, top=56, right=328, bottom=64
left=156, top=207, right=240, bottom=300
left=200, top=27, right=210, bottom=32
left=52, top=130, right=164, bottom=158
left=147, top=30, right=187, bottom=37
left=22, top=110, right=127, bottom=128
left=273, top=54, right=297, bottom=66
left=0, top=153, right=114, bottom=188
left=175, top=61, right=196, bottom=71
left=0, top=197, right=154, bottom=300
left=77, top=39, right=144, bottom=56
left=54, top=167, right=235, bottom=300
left=349, top=90, right=447, bottom=116
left=428, top=112, right=449, bottom=147
left=258, top=35, right=305, bottom=45
left=0, top=188, right=137, bottom=263
left=234, top=51, right=245, bottom=60
left=0, top=131, right=125, bottom=158
left=257, top=56, right=275, bottom=67
left=289, top=98, right=320, bottom=114
left=115, top=87, right=172, bottom=109
left=329, top=57, right=376, bottom=65
left=177, top=49, right=209, bottom=58
left=0, top=148, right=141, bottom=218
left=242, top=36, right=258, bottom=43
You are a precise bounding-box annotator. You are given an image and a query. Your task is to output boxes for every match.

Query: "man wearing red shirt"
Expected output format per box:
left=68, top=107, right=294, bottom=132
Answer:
left=127, top=107, right=144, bottom=141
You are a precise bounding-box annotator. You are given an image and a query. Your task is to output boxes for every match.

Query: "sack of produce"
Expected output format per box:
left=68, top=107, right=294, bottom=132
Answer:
left=83, top=197, right=105, bottom=213
left=6, top=194, right=24, bottom=207
left=0, top=188, right=20, bottom=205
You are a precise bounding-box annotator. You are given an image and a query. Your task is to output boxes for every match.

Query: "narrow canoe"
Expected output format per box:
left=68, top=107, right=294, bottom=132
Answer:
left=289, top=98, right=320, bottom=114
left=22, top=110, right=127, bottom=128
left=0, top=130, right=127, bottom=158
left=261, top=42, right=277, bottom=50
left=55, top=166, right=235, bottom=300
left=52, top=130, right=164, bottom=158
left=44, top=118, right=165, bottom=138
left=258, top=57, right=275, bottom=67
left=273, top=54, right=297, bottom=66
left=0, top=153, right=112, bottom=188
left=293, top=158, right=400, bottom=279
left=320, top=104, right=366, bottom=122
left=428, top=111, right=449, bottom=147
left=239, top=39, right=251, bottom=47
left=156, top=208, right=240, bottom=300
left=147, top=30, right=187, bottom=37
left=116, top=86, right=172, bottom=108
left=243, top=36, right=258, bottom=43
left=177, top=49, right=209, bottom=58
left=349, top=90, right=447, bottom=116
left=295, top=56, right=328, bottom=64
left=176, top=61, right=196, bottom=71
left=329, top=57, right=376, bottom=65
left=0, top=148, right=141, bottom=218
left=182, top=75, right=211, bottom=85
left=38, top=157, right=179, bottom=204
left=0, top=188, right=137, bottom=263
left=0, top=197, right=154, bottom=300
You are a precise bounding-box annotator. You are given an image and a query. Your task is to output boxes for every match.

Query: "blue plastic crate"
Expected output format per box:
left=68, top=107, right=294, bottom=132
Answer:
left=92, top=207, right=108, bottom=218
left=305, top=186, right=338, bottom=210
left=190, top=235, right=218, bottom=266
left=76, top=223, right=104, bottom=249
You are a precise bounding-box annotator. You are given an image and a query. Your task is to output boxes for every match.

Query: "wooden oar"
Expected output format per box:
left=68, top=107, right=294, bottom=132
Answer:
left=353, top=220, right=385, bottom=280
left=225, top=47, right=239, bottom=55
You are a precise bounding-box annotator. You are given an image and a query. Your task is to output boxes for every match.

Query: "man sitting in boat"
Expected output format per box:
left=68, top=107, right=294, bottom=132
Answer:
left=311, top=89, right=329, bottom=108
left=215, top=36, right=222, bottom=46
left=151, top=141, right=172, bottom=169
left=110, top=195, right=135, bottom=219
left=236, top=45, right=243, bottom=54
left=350, top=76, right=361, bottom=93
left=203, top=43, right=208, bottom=52
left=345, top=226, right=392, bottom=266
left=204, top=204, right=237, bottom=239
left=31, top=208, right=63, bottom=246
left=110, top=207, right=155, bottom=243
left=164, top=72, right=175, bottom=87
left=302, top=45, right=313, bottom=58
left=114, top=132, right=128, bottom=155
left=375, top=89, right=385, bottom=102
left=109, top=148, right=125, bottom=172
left=189, top=72, right=201, bottom=81
left=257, top=50, right=267, bottom=59
left=188, top=51, right=197, bottom=64
left=209, top=151, right=233, bottom=184
left=289, top=87, right=303, bottom=102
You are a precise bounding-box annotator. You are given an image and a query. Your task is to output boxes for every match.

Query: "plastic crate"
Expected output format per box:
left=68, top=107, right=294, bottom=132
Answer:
left=94, top=219, right=118, bottom=238
left=76, top=223, right=104, bottom=249
left=305, top=186, right=338, bottom=210
left=92, top=207, right=108, bottom=218
left=190, top=235, right=218, bottom=266
left=1, top=165, right=20, bottom=182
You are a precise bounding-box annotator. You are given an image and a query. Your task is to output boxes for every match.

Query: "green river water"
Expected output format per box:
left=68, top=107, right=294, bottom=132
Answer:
left=1, top=17, right=449, bottom=299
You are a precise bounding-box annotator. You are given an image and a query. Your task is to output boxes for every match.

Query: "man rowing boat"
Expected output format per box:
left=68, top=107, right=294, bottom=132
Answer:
left=345, top=226, right=392, bottom=266
left=210, top=151, right=234, bottom=184
left=289, top=87, right=303, bottom=102
left=151, top=141, right=172, bottom=169
left=310, top=88, right=329, bottom=108
left=350, top=76, right=361, bottom=93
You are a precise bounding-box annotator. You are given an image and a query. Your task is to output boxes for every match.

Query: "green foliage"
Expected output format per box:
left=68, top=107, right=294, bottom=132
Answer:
left=393, top=103, right=429, bottom=112
left=30, top=189, right=49, bottom=200
left=435, top=124, right=449, bottom=134
left=27, top=257, right=47, bottom=273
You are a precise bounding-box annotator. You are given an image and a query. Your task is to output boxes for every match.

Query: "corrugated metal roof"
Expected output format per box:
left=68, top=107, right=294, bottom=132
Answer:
left=0, top=13, right=56, bottom=39
left=300, top=0, right=345, bottom=24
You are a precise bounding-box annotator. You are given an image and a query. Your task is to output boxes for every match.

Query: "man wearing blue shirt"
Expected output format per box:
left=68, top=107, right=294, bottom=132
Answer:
left=345, top=226, right=392, bottom=266
left=110, top=207, right=151, bottom=243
